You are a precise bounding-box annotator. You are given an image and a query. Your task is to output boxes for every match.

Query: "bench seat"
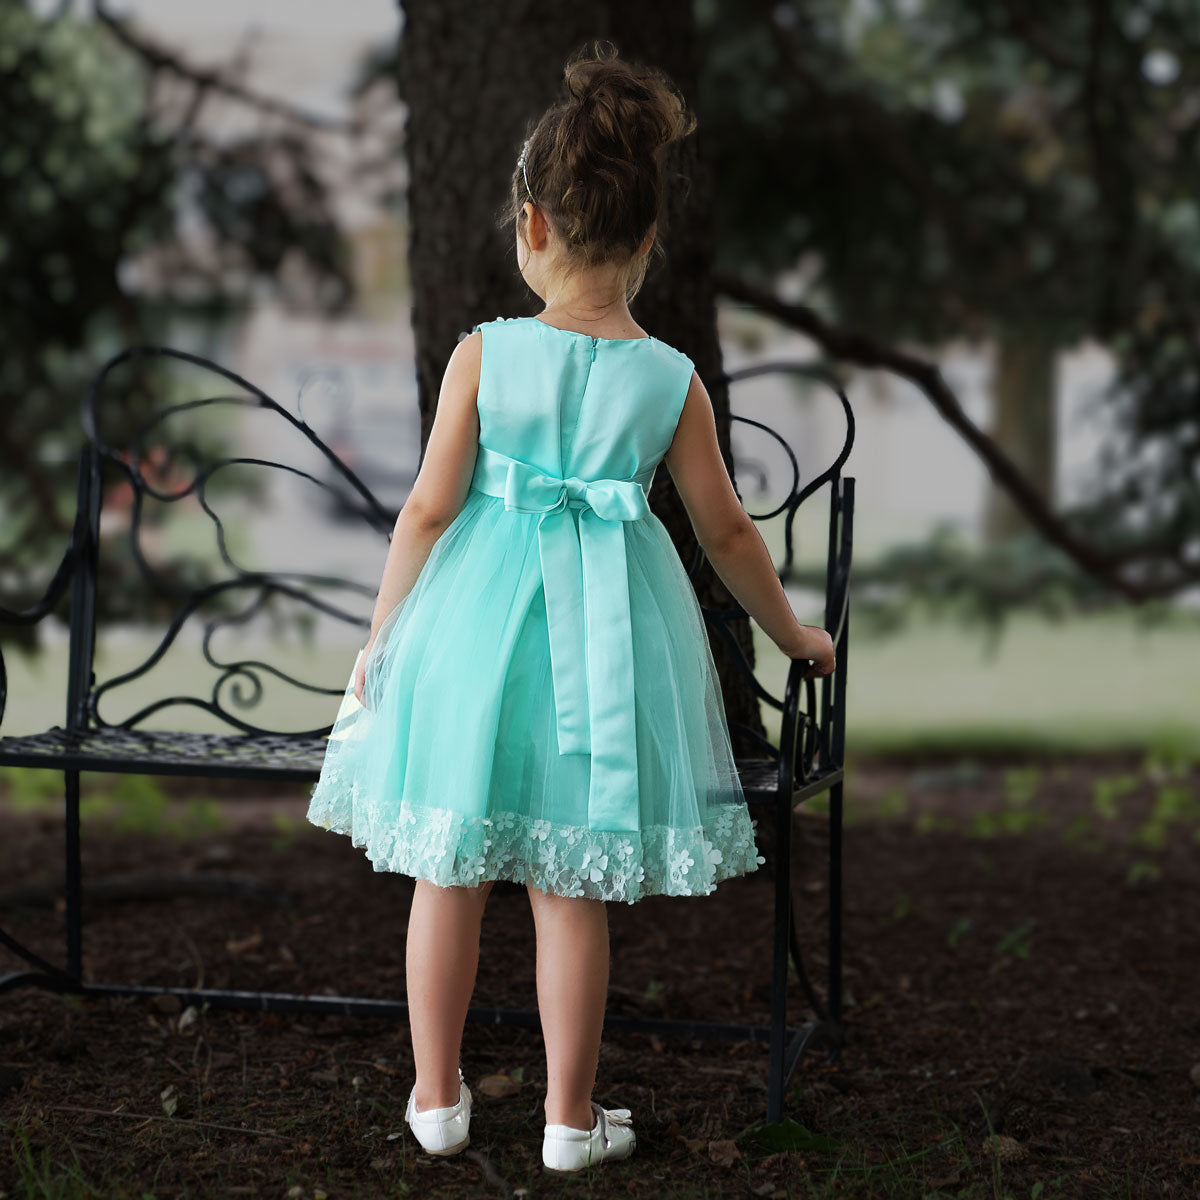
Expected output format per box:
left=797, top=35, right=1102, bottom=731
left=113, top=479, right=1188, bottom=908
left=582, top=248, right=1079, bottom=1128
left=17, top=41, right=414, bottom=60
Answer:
left=0, top=724, right=839, bottom=803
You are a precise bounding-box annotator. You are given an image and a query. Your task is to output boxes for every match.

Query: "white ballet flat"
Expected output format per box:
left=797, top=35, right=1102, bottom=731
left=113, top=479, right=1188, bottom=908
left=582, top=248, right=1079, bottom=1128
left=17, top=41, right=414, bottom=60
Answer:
left=405, top=1065, right=471, bottom=1156
left=543, top=1100, right=636, bottom=1174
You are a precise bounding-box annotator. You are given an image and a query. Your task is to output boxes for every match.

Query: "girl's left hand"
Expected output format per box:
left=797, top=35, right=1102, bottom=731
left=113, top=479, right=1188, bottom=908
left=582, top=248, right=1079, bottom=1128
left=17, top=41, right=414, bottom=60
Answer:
left=354, top=640, right=374, bottom=706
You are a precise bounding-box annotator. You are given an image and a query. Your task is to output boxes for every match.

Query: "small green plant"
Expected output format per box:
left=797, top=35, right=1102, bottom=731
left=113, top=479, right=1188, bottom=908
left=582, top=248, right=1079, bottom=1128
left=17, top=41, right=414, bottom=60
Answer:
left=877, top=785, right=908, bottom=818
left=994, top=917, right=1037, bottom=960
left=1125, top=858, right=1162, bottom=886
left=968, top=806, right=1048, bottom=836
left=270, top=809, right=307, bottom=851
left=915, top=810, right=957, bottom=834
left=6, top=1122, right=98, bottom=1198
left=644, top=978, right=667, bottom=1001
left=1002, top=764, right=1041, bottom=807
left=1091, top=772, right=1138, bottom=820
left=946, top=915, right=972, bottom=950
left=1131, top=781, right=1200, bottom=850
left=166, top=795, right=226, bottom=838
left=1061, top=812, right=1104, bottom=852
left=0, top=765, right=62, bottom=812
left=1141, top=744, right=1196, bottom=782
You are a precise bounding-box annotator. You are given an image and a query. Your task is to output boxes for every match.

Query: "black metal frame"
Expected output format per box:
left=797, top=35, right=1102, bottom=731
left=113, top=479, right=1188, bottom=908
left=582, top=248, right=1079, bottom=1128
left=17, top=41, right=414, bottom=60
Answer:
left=0, top=344, right=855, bottom=1125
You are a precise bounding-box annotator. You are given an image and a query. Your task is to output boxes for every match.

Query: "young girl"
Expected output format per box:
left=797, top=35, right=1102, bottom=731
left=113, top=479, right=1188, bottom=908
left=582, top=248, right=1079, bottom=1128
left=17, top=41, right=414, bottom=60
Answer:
left=306, top=40, right=836, bottom=1177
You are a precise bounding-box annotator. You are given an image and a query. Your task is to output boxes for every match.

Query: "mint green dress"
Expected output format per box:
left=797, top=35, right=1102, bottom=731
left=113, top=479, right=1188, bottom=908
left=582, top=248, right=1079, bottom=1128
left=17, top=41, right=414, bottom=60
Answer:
left=306, top=315, right=765, bottom=903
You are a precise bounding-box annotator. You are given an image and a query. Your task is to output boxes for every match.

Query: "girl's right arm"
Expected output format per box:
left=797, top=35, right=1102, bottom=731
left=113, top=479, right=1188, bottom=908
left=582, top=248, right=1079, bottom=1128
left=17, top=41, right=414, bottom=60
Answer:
left=663, top=370, right=835, bottom=680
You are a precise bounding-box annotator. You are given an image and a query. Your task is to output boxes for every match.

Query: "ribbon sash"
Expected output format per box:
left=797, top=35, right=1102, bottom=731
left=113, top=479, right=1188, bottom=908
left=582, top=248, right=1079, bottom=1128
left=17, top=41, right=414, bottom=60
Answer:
left=470, top=443, right=655, bottom=832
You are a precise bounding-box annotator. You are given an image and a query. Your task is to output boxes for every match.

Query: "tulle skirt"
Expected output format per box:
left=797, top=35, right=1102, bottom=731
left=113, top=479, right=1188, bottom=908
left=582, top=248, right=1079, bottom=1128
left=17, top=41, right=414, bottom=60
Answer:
left=305, top=487, right=765, bottom=904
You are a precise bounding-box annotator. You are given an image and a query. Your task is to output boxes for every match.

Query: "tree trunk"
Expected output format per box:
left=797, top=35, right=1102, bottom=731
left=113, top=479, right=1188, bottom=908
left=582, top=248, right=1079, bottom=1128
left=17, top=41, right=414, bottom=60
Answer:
left=396, top=0, right=765, bottom=753
left=983, top=328, right=1058, bottom=542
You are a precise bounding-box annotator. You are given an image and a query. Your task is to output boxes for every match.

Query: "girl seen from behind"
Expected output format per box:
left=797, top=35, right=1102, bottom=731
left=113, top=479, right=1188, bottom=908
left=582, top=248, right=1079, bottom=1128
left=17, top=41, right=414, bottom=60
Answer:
left=307, top=37, right=836, bottom=1177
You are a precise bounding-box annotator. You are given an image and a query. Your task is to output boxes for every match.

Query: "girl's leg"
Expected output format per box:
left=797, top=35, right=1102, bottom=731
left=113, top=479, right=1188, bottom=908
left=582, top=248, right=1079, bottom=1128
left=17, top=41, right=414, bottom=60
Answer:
left=407, top=878, right=496, bottom=1110
left=526, top=883, right=609, bottom=1131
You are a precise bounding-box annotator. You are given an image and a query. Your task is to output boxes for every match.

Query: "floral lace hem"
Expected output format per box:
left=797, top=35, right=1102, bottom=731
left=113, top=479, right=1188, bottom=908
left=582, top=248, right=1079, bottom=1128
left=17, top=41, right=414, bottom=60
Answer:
left=306, top=764, right=767, bottom=905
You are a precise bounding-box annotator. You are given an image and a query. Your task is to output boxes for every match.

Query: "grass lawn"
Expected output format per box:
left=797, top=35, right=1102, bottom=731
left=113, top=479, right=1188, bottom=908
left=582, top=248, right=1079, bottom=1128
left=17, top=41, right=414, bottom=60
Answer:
left=752, top=606, right=1199, bottom=761
left=1, top=608, right=1195, bottom=761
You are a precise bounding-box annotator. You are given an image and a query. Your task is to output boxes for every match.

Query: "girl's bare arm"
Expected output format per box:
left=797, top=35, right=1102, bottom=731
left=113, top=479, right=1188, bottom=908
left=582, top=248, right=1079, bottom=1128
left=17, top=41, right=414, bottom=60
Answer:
left=364, top=332, right=483, bottom=645
left=664, top=370, right=835, bottom=676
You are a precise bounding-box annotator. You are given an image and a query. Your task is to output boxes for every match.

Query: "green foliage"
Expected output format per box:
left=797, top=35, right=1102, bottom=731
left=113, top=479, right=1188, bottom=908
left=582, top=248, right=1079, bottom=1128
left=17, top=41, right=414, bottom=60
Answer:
left=1, top=2, right=353, bottom=653
left=5, top=1122, right=98, bottom=1198
left=698, top=0, right=1200, bottom=612
left=814, top=521, right=1200, bottom=647
left=748, top=1116, right=842, bottom=1154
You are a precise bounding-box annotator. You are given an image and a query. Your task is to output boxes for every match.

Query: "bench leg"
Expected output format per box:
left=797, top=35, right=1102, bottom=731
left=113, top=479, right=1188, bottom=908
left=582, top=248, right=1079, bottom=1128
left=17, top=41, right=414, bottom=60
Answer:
left=828, top=776, right=843, bottom=1033
left=64, top=769, right=83, bottom=981
left=766, top=791, right=792, bottom=1124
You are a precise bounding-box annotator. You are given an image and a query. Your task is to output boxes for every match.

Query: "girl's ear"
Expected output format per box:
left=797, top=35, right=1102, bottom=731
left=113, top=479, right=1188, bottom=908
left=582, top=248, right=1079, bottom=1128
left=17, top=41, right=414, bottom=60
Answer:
left=526, top=203, right=551, bottom=252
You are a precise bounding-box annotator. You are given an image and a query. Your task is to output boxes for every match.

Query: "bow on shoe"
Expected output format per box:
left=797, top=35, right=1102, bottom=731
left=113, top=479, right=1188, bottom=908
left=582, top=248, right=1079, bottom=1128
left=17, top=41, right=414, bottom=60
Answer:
left=596, top=1105, right=633, bottom=1147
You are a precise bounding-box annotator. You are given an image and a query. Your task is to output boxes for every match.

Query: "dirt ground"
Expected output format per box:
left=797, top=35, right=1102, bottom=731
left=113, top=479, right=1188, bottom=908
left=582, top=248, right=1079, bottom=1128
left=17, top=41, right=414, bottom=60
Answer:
left=1, top=750, right=1197, bottom=1199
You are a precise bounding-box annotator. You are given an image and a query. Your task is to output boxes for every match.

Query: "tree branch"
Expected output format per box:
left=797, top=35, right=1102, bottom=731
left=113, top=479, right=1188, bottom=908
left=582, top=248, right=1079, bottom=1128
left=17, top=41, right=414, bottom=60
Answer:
left=91, top=1, right=360, bottom=134
left=711, top=271, right=1183, bottom=602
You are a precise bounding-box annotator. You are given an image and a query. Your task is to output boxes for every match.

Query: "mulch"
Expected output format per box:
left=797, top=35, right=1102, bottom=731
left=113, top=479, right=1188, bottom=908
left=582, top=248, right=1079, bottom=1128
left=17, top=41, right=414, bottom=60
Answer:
left=1, top=750, right=1197, bottom=1198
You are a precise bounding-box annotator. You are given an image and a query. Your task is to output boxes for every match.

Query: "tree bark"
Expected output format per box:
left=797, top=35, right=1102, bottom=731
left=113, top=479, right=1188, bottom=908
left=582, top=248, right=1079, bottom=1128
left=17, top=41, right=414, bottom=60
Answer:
left=983, top=329, right=1058, bottom=542
left=396, top=0, right=766, bottom=753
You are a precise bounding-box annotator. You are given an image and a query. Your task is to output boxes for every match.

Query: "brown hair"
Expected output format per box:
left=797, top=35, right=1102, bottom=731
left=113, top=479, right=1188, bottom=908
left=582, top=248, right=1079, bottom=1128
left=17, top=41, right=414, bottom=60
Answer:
left=497, top=39, right=697, bottom=304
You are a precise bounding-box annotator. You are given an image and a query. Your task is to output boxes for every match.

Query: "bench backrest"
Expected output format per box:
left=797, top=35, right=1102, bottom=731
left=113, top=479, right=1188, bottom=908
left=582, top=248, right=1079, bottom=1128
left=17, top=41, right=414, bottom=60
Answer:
left=10, top=342, right=853, bottom=787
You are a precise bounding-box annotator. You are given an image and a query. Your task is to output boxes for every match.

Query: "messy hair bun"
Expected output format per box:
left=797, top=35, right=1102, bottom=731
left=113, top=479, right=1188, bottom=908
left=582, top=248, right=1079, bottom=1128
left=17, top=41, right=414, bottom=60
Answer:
left=499, top=39, right=697, bottom=302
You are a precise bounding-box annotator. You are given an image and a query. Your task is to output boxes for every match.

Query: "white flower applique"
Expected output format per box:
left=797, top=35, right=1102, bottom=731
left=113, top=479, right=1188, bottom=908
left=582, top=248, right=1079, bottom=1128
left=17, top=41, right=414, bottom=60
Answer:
left=580, top=848, right=608, bottom=883
left=307, top=777, right=768, bottom=898
left=670, top=847, right=694, bottom=877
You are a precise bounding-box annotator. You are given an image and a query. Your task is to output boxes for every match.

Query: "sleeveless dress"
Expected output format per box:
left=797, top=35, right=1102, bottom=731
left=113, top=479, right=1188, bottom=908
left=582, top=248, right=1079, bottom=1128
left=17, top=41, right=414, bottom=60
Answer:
left=305, top=315, right=765, bottom=904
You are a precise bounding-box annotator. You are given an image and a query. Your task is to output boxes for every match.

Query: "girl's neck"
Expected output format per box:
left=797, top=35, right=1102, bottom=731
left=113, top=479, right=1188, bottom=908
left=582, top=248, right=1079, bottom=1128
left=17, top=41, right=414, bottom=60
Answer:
left=536, top=298, right=637, bottom=336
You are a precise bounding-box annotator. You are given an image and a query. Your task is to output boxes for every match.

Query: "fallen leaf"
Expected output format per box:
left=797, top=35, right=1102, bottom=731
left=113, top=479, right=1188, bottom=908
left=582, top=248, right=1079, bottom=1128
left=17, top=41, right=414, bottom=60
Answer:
left=707, top=1138, right=741, bottom=1166
left=982, top=1134, right=1027, bottom=1162
left=477, top=1072, right=522, bottom=1098
left=226, top=932, right=263, bottom=956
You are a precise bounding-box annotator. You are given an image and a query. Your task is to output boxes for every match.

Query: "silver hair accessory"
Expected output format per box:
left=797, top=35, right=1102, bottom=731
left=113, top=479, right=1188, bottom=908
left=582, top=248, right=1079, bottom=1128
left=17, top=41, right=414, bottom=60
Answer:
left=517, top=136, right=535, bottom=203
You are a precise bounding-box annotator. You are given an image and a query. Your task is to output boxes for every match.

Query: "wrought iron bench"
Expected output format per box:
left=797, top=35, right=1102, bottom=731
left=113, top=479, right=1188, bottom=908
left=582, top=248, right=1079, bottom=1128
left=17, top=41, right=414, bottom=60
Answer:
left=0, top=341, right=855, bottom=1124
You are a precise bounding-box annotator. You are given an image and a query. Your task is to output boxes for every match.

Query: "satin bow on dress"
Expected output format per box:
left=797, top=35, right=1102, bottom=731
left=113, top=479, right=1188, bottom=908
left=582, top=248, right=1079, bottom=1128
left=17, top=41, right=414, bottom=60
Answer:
left=469, top=442, right=656, bottom=833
